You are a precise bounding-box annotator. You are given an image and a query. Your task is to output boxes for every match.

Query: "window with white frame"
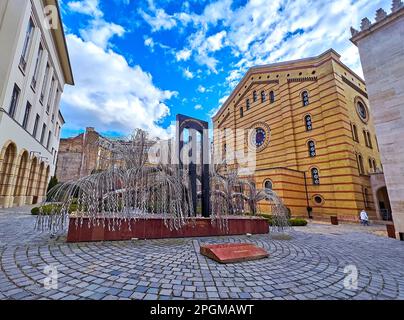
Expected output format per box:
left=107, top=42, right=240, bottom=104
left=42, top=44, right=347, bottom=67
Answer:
left=31, top=44, right=43, bottom=89
left=19, top=18, right=34, bottom=72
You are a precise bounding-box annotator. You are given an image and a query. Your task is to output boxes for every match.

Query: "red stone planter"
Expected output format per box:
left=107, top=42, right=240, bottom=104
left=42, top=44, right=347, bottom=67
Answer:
left=66, top=216, right=269, bottom=242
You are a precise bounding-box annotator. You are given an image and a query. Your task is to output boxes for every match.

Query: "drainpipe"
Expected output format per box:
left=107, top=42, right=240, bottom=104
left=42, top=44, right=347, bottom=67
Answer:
left=303, top=172, right=312, bottom=219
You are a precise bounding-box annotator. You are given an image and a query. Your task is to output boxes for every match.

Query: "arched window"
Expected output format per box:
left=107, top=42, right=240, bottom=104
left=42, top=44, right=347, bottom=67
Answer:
left=269, top=91, right=275, bottom=103
left=264, top=179, right=273, bottom=190
left=363, top=130, right=368, bottom=146
left=305, top=115, right=313, bottom=131
left=369, top=158, right=373, bottom=172
left=357, top=154, right=365, bottom=175
left=246, top=99, right=250, bottom=110
left=308, top=140, right=316, bottom=157
left=352, top=123, right=359, bottom=142
left=302, top=91, right=309, bottom=106
left=311, top=167, right=320, bottom=185
left=261, top=91, right=266, bottom=103
left=372, top=159, right=377, bottom=172
left=253, top=91, right=257, bottom=102
left=240, top=107, right=244, bottom=118
left=367, top=131, right=373, bottom=148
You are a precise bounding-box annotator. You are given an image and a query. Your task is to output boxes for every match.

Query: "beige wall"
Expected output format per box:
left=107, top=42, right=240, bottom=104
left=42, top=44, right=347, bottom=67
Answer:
left=0, top=0, right=71, bottom=207
left=213, top=49, right=382, bottom=222
left=352, top=8, right=404, bottom=237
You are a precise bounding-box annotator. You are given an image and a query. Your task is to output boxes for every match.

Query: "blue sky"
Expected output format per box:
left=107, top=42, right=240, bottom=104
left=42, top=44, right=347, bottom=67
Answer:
left=59, top=0, right=392, bottom=139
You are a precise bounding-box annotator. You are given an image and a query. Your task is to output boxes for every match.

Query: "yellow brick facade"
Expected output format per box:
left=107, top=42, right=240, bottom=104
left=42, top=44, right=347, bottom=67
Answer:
left=212, top=49, right=382, bottom=222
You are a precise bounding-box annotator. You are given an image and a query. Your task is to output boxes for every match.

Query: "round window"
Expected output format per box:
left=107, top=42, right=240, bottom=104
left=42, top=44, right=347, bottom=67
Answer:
left=313, top=195, right=324, bottom=205
left=356, top=101, right=368, bottom=122
left=254, top=128, right=266, bottom=147
left=248, top=123, right=270, bottom=152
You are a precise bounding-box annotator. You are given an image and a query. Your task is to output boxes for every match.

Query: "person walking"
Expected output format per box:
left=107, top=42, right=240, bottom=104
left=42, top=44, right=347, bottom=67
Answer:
left=360, top=209, right=369, bottom=226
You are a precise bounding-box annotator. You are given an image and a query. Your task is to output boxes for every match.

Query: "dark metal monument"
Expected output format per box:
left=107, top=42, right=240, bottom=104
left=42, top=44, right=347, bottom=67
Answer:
left=176, top=114, right=210, bottom=218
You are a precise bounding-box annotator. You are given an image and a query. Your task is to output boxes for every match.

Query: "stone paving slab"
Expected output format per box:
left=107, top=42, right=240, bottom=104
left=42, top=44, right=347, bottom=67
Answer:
left=1, top=208, right=404, bottom=300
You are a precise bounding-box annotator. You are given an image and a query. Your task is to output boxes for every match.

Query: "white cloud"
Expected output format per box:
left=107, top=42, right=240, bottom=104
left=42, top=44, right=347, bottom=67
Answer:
left=140, top=8, right=177, bottom=32
left=197, top=85, right=213, bottom=93
left=194, top=104, right=203, bottom=110
left=186, top=30, right=222, bottom=73
left=182, top=67, right=194, bottom=79
left=199, top=0, right=233, bottom=26
left=140, top=0, right=233, bottom=72
left=80, top=19, right=125, bottom=49
left=67, top=0, right=103, bottom=18
left=139, top=0, right=389, bottom=85
left=197, top=85, right=206, bottom=93
left=206, top=31, right=227, bottom=52
left=144, top=36, right=155, bottom=51
left=62, top=34, right=177, bottom=138
left=208, top=94, right=230, bottom=118
left=218, top=94, right=229, bottom=106
left=220, top=0, right=388, bottom=85
left=176, top=48, right=192, bottom=61
left=69, top=0, right=125, bottom=49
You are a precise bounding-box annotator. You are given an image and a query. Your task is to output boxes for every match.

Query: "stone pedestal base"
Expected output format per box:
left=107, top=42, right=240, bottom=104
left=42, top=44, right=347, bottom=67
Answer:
left=67, top=216, right=269, bottom=242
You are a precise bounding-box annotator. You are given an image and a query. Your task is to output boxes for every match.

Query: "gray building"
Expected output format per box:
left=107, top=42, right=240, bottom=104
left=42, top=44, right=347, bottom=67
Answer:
left=350, top=0, right=404, bottom=239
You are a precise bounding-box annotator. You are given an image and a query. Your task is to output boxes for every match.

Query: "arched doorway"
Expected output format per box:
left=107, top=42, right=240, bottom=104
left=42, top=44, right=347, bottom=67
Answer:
left=26, top=157, right=38, bottom=204
left=40, top=165, right=50, bottom=202
left=377, top=187, right=392, bottom=221
left=35, top=162, right=45, bottom=204
left=13, top=151, right=29, bottom=205
left=0, top=142, right=17, bottom=207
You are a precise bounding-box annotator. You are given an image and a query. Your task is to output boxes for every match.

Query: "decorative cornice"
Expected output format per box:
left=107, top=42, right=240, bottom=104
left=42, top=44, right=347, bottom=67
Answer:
left=360, top=17, right=372, bottom=30
left=287, top=76, right=318, bottom=83
left=393, top=0, right=404, bottom=12
left=351, top=1, right=404, bottom=45
left=376, top=8, right=388, bottom=22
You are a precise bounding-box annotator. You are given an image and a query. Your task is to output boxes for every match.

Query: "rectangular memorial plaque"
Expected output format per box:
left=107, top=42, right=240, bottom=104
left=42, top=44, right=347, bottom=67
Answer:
left=200, top=243, right=269, bottom=264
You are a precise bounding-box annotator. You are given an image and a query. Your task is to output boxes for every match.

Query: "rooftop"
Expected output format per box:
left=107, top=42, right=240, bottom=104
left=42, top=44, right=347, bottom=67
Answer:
left=42, top=0, right=74, bottom=85
left=212, top=48, right=363, bottom=121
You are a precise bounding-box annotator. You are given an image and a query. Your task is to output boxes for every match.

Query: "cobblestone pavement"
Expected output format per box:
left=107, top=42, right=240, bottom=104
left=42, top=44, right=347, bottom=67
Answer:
left=1, top=207, right=404, bottom=300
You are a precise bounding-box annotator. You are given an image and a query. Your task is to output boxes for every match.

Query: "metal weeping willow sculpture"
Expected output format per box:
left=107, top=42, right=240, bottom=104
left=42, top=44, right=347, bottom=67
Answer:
left=35, top=124, right=289, bottom=236
left=35, top=129, right=196, bottom=233
left=210, top=162, right=290, bottom=233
